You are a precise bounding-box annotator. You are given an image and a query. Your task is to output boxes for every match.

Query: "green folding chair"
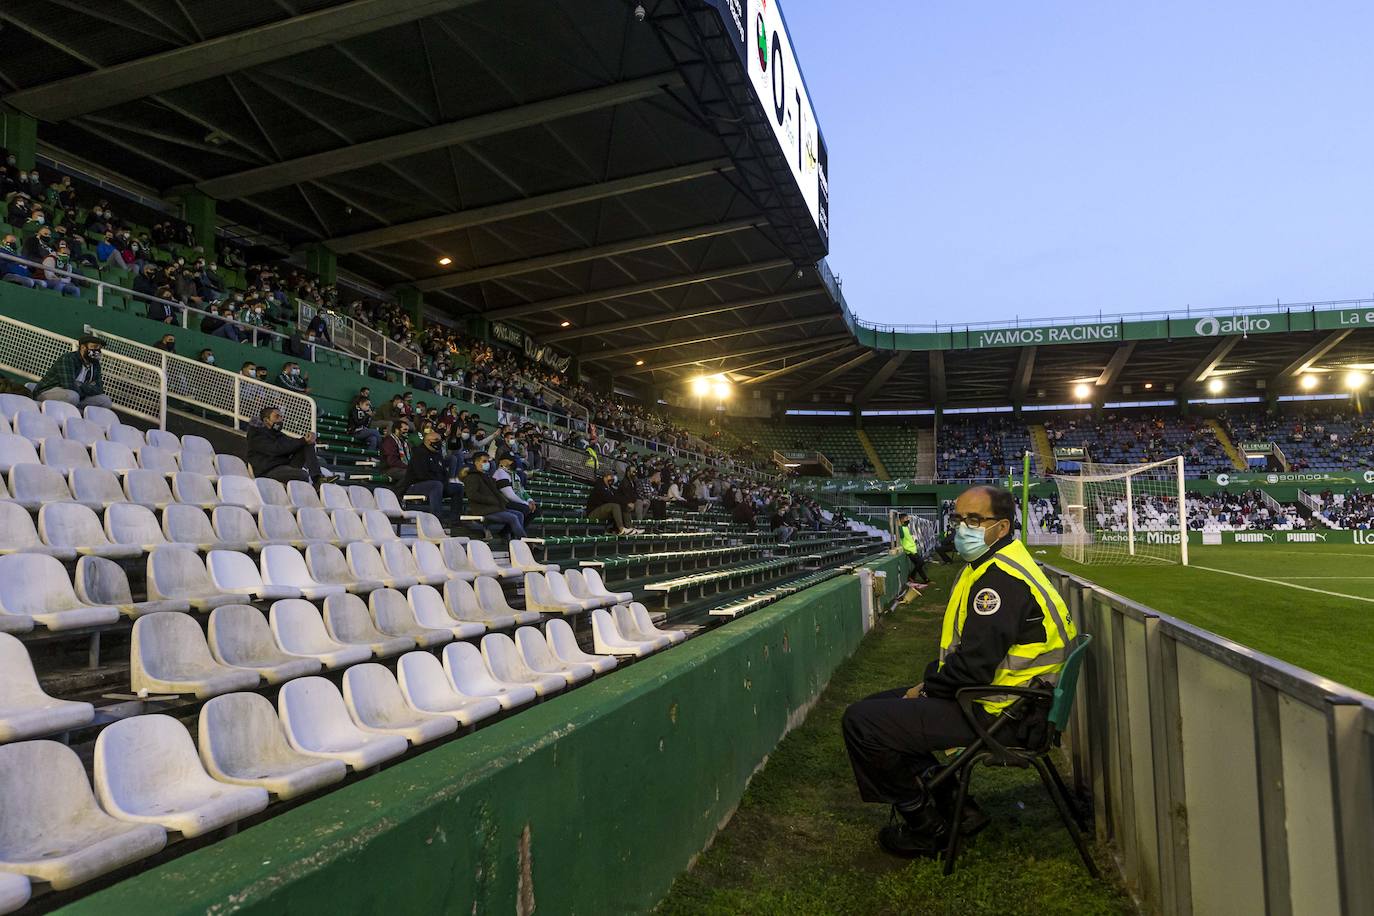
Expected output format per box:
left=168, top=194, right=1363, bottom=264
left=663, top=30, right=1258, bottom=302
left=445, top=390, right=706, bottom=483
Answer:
left=930, top=633, right=1097, bottom=877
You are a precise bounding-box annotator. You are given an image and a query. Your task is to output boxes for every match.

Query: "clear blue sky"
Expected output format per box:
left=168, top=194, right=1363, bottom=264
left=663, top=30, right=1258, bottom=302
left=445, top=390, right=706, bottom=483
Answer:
left=780, top=1, right=1374, bottom=325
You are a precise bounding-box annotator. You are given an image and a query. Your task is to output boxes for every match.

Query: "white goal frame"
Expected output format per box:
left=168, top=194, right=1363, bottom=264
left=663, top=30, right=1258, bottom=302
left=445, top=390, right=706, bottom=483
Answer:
left=1054, top=455, right=1189, bottom=566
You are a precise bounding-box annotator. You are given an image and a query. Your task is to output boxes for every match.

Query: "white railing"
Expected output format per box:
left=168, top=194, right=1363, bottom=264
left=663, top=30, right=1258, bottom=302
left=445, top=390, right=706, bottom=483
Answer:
left=0, top=313, right=166, bottom=427
left=297, top=302, right=421, bottom=371
left=1297, top=489, right=1321, bottom=512
left=88, top=326, right=316, bottom=437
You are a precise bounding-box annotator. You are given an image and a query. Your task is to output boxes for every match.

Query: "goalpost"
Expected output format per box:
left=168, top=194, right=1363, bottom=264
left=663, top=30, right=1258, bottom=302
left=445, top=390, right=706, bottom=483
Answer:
left=1053, top=455, right=1189, bottom=566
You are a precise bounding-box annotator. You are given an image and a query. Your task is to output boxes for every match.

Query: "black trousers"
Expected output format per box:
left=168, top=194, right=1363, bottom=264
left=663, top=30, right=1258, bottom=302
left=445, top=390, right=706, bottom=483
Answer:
left=905, top=551, right=930, bottom=584
left=841, top=689, right=980, bottom=806
left=262, top=444, right=323, bottom=483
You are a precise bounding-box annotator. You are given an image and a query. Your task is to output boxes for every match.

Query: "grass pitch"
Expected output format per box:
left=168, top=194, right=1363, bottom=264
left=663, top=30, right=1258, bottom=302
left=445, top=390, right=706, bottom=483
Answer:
left=1046, top=543, right=1374, bottom=696
left=658, top=561, right=1130, bottom=916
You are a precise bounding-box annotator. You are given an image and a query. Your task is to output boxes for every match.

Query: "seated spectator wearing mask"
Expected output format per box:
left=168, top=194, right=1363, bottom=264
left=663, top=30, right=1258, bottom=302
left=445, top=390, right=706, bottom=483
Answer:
left=461, top=454, right=527, bottom=539
left=277, top=362, right=310, bottom=393
left=1, top=234, right=36, bottom=287
left=198, top=349, right=216, bottom=366
left=246, top=406, right=337, bottom=485
left=34, top=334, right=114, bottom=409
left=402, top=426, right=465, bottom=523
left=770, top=499, right=797, bottom=544
left=492, top=453, right=537, bottom=523
left=349, top=395, right=382, bottom=451
left=375, top=394, right=407, bottom=432
left=586, top=470, right=639, bottom=535
left=379, top=420, right=411, bottom=483
left=154, top=333, right=177, bottom=353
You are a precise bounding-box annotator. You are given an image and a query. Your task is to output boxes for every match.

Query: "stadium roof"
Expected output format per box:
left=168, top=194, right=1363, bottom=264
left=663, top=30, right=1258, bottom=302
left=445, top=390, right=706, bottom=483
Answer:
left=4, top=0, right=1372, bottom=412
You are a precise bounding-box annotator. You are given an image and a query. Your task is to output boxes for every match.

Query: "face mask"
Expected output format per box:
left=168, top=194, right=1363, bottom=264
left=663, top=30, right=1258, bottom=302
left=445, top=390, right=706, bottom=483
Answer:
left=954, top=522, right=995, bottom=562
left=271, top=421, right=283, bottom=431
left=84, top=349, right=101, bottom=362
left=32, top=215, right=43, bottom=225
left=291, top=368, right=300, bottom=377
left=205, top=355, right=215, bottom=364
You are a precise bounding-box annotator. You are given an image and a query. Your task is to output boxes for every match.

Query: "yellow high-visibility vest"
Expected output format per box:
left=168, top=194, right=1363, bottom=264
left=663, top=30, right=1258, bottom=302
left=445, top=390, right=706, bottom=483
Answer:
left=899, top=527, right=918, bottom=554
left=938, top=538, right=1076, bottom=713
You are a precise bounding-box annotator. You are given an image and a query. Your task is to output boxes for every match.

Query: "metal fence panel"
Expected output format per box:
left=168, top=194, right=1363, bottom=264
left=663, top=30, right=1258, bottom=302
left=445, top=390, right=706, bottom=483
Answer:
left=1279, top=694, right=1341, bottom=916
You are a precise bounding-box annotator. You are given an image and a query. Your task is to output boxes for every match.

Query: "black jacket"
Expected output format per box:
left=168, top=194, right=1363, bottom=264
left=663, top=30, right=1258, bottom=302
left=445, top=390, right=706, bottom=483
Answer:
left=349, top=406, right=373, bottom=433
left=586, top=480, right=618, bottom=513
left=464, top=470, right=507, bottom=516
left=404, top=444, right=447, bottom=488
left=246, top=424, right=306, bottom=476
left=921, top=534, right=1049, bottom=699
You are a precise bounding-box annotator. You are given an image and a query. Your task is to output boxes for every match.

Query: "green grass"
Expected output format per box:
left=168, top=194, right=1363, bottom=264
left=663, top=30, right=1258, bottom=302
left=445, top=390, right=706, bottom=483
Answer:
left=658, top=562, right=1130, bottom=916
left=1045, top=543, right=1374, bottom=695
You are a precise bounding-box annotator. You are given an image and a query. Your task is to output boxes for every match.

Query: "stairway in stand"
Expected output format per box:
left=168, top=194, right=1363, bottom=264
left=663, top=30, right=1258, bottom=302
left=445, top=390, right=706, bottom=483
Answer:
left=915, top=427, right=937, bottom=478
left=1029, top=424, right=1055, bottom=475
left=854, top=429, right=889, bottom=480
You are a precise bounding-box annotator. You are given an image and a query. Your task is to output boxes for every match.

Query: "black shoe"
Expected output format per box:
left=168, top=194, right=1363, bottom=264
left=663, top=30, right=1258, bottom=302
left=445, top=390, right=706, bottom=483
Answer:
left=933, top=789, right=992, bottom=837
left=878, top=806, right=948, bottom=859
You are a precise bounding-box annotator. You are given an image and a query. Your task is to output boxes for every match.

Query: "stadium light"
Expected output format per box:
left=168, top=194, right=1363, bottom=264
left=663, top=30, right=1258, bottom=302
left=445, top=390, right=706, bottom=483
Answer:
left=1207, top=378, right=1225, bottom=394
left=560, top=320, right=572, bottom=328
left=691, top=376, right=712, bottom=397
left=437, top=256, right=452, bottom=266
left=712, top=380, right=732, bottom=400
left=1143, top=382, right=1153, bottom=390
left=1344, top=371, right=1367, bottom=391
left=1072, top=383, right=1091, bottom=400
left=1299, top=374, right=1319, bottom=391
left=635, top=359, right=645, bottom=366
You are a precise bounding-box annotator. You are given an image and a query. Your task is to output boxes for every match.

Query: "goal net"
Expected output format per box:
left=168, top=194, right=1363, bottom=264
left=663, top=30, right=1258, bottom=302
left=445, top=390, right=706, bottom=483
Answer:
left=1053, top=455, right=1189, bottom=566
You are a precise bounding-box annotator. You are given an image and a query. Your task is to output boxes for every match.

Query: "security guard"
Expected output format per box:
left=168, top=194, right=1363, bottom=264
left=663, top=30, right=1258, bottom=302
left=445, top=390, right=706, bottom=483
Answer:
left=842, top=484, right=1076, bottom=857
left=897, top=513, right=931, bottom=596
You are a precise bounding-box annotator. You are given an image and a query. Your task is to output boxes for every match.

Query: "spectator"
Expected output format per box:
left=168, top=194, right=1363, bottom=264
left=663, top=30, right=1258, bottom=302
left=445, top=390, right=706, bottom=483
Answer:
left=402, top=426, right=464, bottom=522
left=349, top=395, right=382, bottom=451
left=197, top=348, right=216, bottom=366
left=255, top=365, right=270, bottom=384
left=586, top=470, right=638, bottom=535
left=460, top=453, right=526, bottom=539
left=277, top=362, right=309, bottom=393
left=245, top=406, right=337, bottom=484
left=96, top=231, right=125, bottom=270
left=41, top=241, right=81, bottom=297
left=375, top=393, right=407, bottom=431
left=379, top=420, right=411, bottom=483
left=492, top=453, right=536, bottom=524
left=146, top=293, right=178, bottom=325
left=770, top=499, right=797, bottom=544
left=154, top=333, right=177, bottom=353
left=34, top=334, right=113, bottom=409
left=1, top=234, right=36, bottom=287
left=240, top=362, right=257, bottom=378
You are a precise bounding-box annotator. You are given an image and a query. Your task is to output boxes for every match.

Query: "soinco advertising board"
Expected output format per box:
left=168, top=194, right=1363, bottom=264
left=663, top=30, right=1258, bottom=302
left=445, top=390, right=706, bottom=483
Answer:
left=1213, top=470, right=1374, bottom=487
left=706, top=0, right=829, bottom=243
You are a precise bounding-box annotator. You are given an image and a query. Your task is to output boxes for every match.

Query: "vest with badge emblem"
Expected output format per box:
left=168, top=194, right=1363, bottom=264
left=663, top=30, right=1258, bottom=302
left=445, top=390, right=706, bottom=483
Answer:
left=937, top=537, right=1076, bottom=713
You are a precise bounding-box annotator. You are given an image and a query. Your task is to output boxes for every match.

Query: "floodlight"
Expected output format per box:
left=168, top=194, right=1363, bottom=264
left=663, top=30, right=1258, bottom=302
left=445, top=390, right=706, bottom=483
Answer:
left=1206, top=378, right=1224, bottom=394
left=1345, top=371, right=1367, bottom=391
left=712, top=380, right=731, bottom=400
left=1299, top=374, right=1318, bottom=391
left=1072, top=383, right=1091, bottom=400
left=691, top=376, right=711, bottom=396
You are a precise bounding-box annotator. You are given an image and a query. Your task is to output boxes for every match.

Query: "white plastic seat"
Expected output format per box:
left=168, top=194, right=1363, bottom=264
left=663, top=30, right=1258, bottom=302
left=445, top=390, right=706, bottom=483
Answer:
left=363, top=509, right=416, bottom=547
left=0, top=740, right=167, bottom=890
left=123, top=467, right=175, bottom=510
left=170, top=470, right=220, bottom=508
left=631, top=601, right=687, bottom=645
left=564, top=569, right=618, bottom=608
left=270, top=599, right=372, bottom=669
left=278, top=677, right=409, bottom=769
left=255, top=477, right=291, bottom=509
left=414, top=540, right=475, bottom=584
left=0, top=433, right=38, bottom=474
left=480, top=632, right=565, bottom=696
left=348, top=541, right=414, bottom=589
left=445, top=578, right=512, bottom=629
left=546, top=618, right=617, bottom=674
left=583, top=567, right=634, bottom=604
left=373, top=486, right=421, bottom=521
left=297, top=507, right=341, bottom=545
left=67, top=466, right=125, bottom=510
left=40, top=437, right=93, bottom=473
left=524, top=572, right=585, bottom=615
left=509, top=538, right=556, bottom=573
left=207, top=605, right=321, bottom=684
left=413, top=511, right=460, bottom=543
left=475, top=576, right=542, bottom=625
left=13, top=461, right=75, bottom=511
left=146, top=546, right=242, bottom=611
left=264, top=545, right=348, bottom=599
left=408, top=584, right=486, bottom=639
left=468, top=540, right=520, bottom=579
left=75, top=555, right=190, bottom=618
left=217, top=475, right=263, bottom=511
left=331, top=509, right=370, bottom=545
left=546, top=570, right=601, bottom=611
left=94, top=714, right=269, bottom=836
left=106, top=423, right=146, bottom=451
left=395, top=651, right=502, bottom=726
left=305, top=542, right=380, bottom=593
left=346, top=486, right=380, bottom=514
left=0, top=501, right=77, bottom=561
left=83, top=403, right=120, bottom=430
left=130, top=612, right=261, bottom=698
left=39, top=399, right=80, bottom=424
left=92, top=439, right=138, bottom=475
left=287, top=479, right=323, bottom=510
left=614, top=604, right=673, bottom=651
left=15, top=410, right=61, bottom=444
left=441, top=641, right=538, bottom=710
left=515, top=625, right=595, bottom=685
left=322, top=592, right=414, bottom=657
left=591, top=607, right=656, bottom=657
left=259, top=504, right=325, bottom=548
left=39, top=502, right=140, bottom=559
left=163, top=504, right=239, bottom=551
left=136, top=445, right=179, bottom=475
left=63, top=416, right=106, bottom=447
left=145, top=429, right=180, bottom=453
left=0, top=872, right=27, bottom=914
left=440, top=538, right=481, bottom=576
left=383, top=540, right=442, bottom=586
left=208, top=549, right=302, bottom=601
left=0, top=394, right=37, bottom=422
left=176, top=448, right=218, bottom=479
left=368, top=588, right=451, bottom=648
left=319, top=482, right=353, bottom=511
left=212, top=505, right=264, bottom=550
left=342, top=664, right=456, bottom=745
left=0, top=553, right=118, bottom=630
left=198, top=692, right=345, bottom=799
left=0, top=632, right=95, bottom=740
left=215, top=454, right=251, bottom=478
left=104, top=502, right=187, bottom=553
left=180, top=434, right=214, bottom=456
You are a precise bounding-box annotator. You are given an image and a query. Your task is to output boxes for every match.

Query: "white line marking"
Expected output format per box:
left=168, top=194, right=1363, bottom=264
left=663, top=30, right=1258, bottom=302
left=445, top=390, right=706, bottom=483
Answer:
left=1191, top=565, right=1374, bottom=604
left=1274, top=576, right=1374, bottom=580
left=1255, top=550, right=1374, bottom=561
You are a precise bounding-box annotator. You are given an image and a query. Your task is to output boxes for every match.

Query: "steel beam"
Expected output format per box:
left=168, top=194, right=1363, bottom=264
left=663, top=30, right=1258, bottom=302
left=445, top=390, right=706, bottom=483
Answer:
left=582, top=311, right=834, bottom=360
left=414, top=218, right=761, bottom=291
left=482, top=258, right=793, bottom=321
left=787, top=351, right=877, bottom=402
left=622, top=334, right=851, bottom=375
left=1270, top=330, right=1352, bottom=384
left=741, top=345, right=857, bottom=386
left=853, top=352, right=910, bottom=406
left=541, top=289, right=820, bottom=343
left=195, top=72, right=684, bottom=199
left=1095, top=341, right=1135, bottom=388
left=5, top=0, right=482, bottom=122
left=929, top=350, right=947, bottom=404
left=1184, top=336, right=1241, bottom=387
left=1013, top=345, right=1039, bottom=399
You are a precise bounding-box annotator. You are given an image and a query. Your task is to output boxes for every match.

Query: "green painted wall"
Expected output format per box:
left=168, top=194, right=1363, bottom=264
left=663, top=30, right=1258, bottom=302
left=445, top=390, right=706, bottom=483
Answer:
left=61, top=555, right=901, bottom=916
left=0, top=113, right=37, bottom=170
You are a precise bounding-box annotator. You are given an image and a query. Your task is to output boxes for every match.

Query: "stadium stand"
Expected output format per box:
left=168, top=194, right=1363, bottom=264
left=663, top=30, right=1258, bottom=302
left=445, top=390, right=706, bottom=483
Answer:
left=1224, top=406, right=1374, bottom=471
left=1042, top=412, right=1231, bottom=477
left=937, top=415, right=1034, bottom=479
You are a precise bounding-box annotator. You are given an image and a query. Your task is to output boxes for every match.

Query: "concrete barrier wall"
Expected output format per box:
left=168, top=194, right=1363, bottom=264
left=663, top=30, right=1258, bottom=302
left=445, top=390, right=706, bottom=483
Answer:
left=62, top=555, right=901, bottom=915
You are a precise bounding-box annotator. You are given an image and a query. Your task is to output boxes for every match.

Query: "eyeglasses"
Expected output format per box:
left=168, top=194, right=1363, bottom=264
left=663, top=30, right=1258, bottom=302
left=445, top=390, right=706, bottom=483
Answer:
left=947, top=513, right=1006, bottom=528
